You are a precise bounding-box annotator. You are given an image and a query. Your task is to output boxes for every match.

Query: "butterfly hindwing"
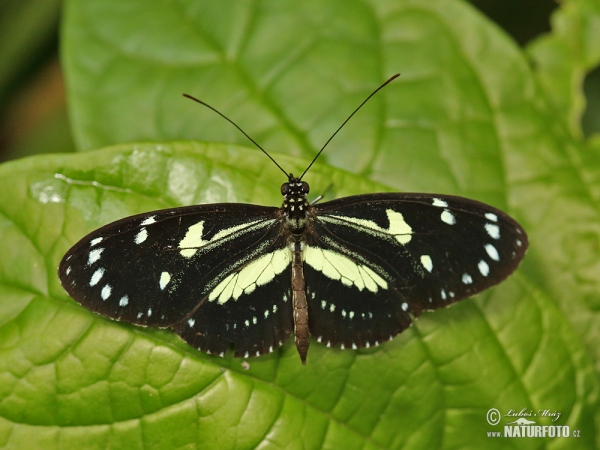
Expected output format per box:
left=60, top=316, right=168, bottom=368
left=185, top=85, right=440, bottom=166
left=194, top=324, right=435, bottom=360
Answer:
left=304, top=259, right=411, bottom=350
left=305, top=193, right=528, bottom=347
left=172, top=246, right=294, bottom=358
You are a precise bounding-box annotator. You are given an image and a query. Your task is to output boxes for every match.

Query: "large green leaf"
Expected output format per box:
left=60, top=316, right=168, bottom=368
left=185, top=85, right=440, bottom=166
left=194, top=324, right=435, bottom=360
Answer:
left=0, top=0, right=598, bottom=448
left=0, top=143, right=595, bottom=449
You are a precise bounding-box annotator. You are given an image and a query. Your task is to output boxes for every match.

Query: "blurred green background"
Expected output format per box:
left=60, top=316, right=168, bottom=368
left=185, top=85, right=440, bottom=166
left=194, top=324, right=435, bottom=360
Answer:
left=1, top=0, right=598, bottom=162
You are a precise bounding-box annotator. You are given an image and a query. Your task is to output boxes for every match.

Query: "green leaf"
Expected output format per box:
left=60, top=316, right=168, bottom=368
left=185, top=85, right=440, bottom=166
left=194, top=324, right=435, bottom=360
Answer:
left=527, top=0, right=600, bottom=136
left=0, top=0, right=598, bottom=448
left=0, top=143, right=596, bottom=449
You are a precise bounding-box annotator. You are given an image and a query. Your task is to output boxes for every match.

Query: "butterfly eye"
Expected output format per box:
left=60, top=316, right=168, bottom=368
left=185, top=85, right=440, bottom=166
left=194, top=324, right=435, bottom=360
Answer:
left=281, top=183, right=289, bottom=195
left=301, top=181, right=309, bottom=194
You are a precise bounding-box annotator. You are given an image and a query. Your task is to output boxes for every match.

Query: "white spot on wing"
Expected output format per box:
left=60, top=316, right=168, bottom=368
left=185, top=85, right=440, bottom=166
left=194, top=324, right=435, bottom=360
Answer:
left=484, top=243, right=500, bottom=261
left=485, top=212, right=498, bottom=222
left=141, top=216, right=157, bottom=226
left=441, top=210, right=456, bottom=225
left=90, top=268, right=105, bottom=286
left=135, top=228, right=148, bottom=245
left=119, top=296, right=129, bottom=307
left=101, top=284, right=112, bottom=300
left=159, top=271, right=171, bottom=290
left=303, top=245, right=388, bottom=292
left=478, top=260, right=490, bottom=276
left=208, top=248, right=292, bottom=304
left=432, top=198, right=448, bottom=207
left=420, top=255, right=433, bottom=272
left=188, top=318, right=195, bottom=327
left=401, top=302, right=408, bottom=311
left=90, top=237, right=103, bottom=246
left=462, top=273, right=473, bottom=284
left=386, top=210, right=413, bottom=244
left=485, top=223, right=500, bottom=240
left=179, top=219, right=267, bottom=258
left=323, top=209, right=412, bottom=245
left=88, top=248, right=104, bottom=265
left=179, top=221, right=205, bottom=258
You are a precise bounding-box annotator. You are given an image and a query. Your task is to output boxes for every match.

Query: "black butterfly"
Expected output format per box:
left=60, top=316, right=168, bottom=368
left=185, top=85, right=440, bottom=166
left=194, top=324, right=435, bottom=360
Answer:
left=59, top=75, right=528, bottom=364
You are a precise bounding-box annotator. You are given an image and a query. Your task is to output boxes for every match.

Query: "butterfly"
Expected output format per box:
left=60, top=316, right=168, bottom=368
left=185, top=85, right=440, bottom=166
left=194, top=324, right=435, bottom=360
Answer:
left=59, top=74, right=528, bottom=365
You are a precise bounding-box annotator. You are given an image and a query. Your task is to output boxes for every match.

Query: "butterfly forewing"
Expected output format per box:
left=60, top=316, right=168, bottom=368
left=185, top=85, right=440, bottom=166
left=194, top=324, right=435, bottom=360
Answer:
left=305, top=193, right=528, bottom=348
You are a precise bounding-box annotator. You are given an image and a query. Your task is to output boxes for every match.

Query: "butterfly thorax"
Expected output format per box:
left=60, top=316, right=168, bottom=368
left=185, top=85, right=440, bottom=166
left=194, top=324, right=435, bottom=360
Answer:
left=281, top=176, right=310, bottom=234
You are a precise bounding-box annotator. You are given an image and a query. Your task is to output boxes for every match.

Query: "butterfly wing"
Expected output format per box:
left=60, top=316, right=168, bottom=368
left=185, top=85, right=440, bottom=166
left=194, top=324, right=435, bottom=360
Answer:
left=306, top=193, right=528, bottom=349
left=59, top=203, right=294, bottom=357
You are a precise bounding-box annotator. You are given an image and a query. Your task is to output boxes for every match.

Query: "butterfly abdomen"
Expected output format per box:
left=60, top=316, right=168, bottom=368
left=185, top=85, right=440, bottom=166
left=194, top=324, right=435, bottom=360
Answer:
left=291, top=241, right=310, bottom=364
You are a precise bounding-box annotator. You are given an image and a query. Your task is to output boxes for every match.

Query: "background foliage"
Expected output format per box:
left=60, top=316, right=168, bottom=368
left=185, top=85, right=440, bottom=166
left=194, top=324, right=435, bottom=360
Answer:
left=0, top=0, right=599, bottom=448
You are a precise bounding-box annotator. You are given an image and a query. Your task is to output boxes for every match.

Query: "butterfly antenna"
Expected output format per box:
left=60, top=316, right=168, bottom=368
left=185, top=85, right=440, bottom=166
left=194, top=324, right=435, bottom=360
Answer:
left=183, top=94, right=289, bottom=177
left=299, top=73, right=400, bottom=180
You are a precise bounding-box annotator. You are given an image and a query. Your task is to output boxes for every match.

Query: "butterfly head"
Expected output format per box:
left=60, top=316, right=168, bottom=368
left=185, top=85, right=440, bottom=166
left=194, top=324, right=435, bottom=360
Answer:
left=281, top=175, right=309, bottom=196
